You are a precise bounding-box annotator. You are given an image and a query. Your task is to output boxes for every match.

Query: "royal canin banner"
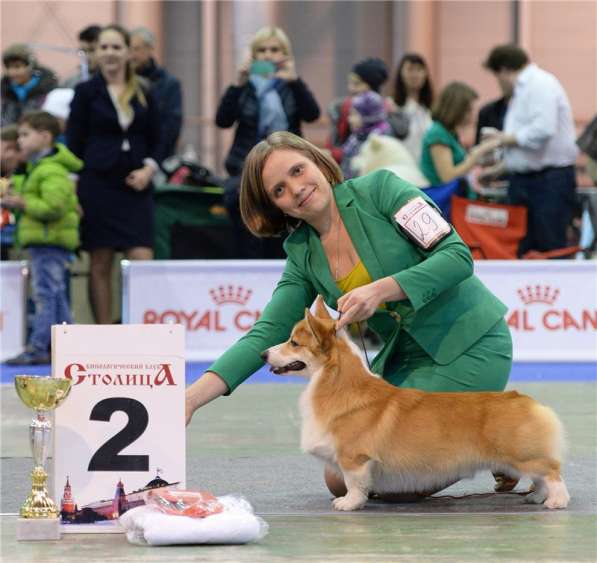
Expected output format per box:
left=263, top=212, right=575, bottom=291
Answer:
left=122, top=261, right=283, bottom=361
left=122, top=260, right=597, bottom=362
left=474, top=261, right=596, bottom=361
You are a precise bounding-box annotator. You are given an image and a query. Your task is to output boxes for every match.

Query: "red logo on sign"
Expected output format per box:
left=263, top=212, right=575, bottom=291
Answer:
left=143, top=285, right=261, bottom=333
left=64, top=362, right=176, bottom=387
left=209, top=285, right=253, bottom=306
left=507, top=285, right=596, bottom=332
left=516, top=285, right=559, bottom=305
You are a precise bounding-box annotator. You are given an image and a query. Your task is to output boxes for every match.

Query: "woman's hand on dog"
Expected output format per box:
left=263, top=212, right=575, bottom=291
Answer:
left=336, top=277, right=406, bottom=330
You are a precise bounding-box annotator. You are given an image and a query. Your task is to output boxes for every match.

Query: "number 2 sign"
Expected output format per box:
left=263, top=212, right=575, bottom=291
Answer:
left=51, top=324, right=185, bottom=533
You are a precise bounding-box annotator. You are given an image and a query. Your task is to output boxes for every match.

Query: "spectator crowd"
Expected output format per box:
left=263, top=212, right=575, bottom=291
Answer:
left=0, top=23, right=594, bottom=364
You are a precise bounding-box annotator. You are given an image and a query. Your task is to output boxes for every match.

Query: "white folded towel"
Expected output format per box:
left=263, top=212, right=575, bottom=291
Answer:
left=119, top=495, right=268, bottom=546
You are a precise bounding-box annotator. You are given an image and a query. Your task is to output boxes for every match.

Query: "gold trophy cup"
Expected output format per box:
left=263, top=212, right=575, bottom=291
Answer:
left=15, top=375, right=72, bottom=540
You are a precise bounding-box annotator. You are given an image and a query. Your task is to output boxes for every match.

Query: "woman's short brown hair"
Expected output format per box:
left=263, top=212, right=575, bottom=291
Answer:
left=240, top=131, right=343, bottom=237
left=431, top=81, right=478, bottom=132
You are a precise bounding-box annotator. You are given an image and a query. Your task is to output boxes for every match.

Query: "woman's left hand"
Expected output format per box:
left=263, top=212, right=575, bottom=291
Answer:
left=336, top=284, right=383, bottom=330
left=275, top=58, right=297, bottom=81
left=125, top=165, right=154, bottom=191
left=336, top=277, right=406, bottom=330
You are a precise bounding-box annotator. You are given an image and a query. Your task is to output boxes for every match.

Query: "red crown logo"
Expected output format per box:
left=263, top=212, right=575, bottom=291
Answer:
left=209, top=285, right=253, bottom=306
left=517, top=285, right=560, bottom=306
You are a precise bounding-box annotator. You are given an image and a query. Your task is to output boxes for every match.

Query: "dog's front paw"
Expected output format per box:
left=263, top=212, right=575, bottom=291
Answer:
left=332, top=494, right=366, bottom=511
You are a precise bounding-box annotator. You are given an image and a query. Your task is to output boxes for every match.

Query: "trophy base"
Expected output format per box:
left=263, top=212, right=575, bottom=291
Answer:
left=16, top=517, right=61, bottom=541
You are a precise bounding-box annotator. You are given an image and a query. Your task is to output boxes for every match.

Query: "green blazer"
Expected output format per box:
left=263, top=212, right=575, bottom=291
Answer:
left=209, top=169, right=507, bottom=393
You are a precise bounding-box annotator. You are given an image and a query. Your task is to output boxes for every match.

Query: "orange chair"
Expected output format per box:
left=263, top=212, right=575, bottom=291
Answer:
left=450, top=195, right=581, bottom=259
left=450, top=195, right=527, bottom=259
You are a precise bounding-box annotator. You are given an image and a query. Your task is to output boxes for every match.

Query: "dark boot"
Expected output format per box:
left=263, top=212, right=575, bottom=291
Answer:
left=493, top=472, right=520, bottom=492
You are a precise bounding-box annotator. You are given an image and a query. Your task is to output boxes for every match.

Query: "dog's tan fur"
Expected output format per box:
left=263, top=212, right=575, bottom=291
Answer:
left=262, top=296, right=570, bottom=511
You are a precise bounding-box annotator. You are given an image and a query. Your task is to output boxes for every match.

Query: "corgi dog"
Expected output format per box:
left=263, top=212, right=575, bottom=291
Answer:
left=261, top=296, right=570, bottom=512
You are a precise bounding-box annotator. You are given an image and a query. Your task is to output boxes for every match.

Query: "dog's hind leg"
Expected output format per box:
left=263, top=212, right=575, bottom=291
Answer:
left=332, top=454, right=372, bottom=511
left=510, top=458, right=570, bottom=509
left=544, top=473, right=570, bottom=509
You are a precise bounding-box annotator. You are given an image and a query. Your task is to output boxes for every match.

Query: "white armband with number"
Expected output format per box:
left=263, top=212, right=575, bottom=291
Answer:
left=393, top=196, right=451, bottom=250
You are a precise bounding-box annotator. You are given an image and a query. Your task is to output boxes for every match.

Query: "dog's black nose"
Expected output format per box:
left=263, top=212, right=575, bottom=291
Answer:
left=260, top=351, right=268, bottom=361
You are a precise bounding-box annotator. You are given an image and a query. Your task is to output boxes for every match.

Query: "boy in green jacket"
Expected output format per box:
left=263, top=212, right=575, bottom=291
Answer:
left=3, top=110, right=82, bottom=365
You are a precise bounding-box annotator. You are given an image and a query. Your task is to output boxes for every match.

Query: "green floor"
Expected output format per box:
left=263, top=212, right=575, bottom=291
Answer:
left=2, top=382, right=597, bottom=561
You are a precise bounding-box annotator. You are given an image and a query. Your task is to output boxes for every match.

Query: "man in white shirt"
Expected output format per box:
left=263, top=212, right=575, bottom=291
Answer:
left=483, top=44, right=578, bottom=256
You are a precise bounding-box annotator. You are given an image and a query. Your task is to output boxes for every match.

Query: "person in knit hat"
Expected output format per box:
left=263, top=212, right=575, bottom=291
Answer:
left=327, top=57, right=408, bottom=163
left=351, top=57, right=389, bottom=93
left=341, top=90, right=392, bottom=178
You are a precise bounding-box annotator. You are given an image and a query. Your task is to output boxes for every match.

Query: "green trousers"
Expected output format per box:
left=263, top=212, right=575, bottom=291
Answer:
left=384, top=318, right=512, bottom=392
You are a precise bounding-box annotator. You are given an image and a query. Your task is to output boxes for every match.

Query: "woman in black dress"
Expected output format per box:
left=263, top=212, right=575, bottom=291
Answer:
left=67, top=24, right=165, bottom=324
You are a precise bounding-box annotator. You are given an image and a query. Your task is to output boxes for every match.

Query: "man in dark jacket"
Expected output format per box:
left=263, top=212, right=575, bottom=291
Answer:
left=1, top=44, right=58, bottom=127
left=130, top=27, right=183, bottom=159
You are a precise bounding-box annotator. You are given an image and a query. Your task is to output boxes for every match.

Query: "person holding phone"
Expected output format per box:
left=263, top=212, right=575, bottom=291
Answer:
left=215, top=26, right=320, bottom=258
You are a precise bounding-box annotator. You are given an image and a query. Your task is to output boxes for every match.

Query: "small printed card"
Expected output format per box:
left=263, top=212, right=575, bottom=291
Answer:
left=394, top=196, right=451, bottom=249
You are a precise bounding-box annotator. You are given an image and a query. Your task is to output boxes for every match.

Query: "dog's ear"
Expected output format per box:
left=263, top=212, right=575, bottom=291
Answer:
left=313, top=295, right=332, bottom=320
left=305, top=308, right=333, bottom=350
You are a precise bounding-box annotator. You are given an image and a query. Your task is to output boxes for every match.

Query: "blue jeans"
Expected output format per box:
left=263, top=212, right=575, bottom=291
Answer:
left=508, top=166, right=576, bottom=256
left=28, top=246, right=73, bottom=354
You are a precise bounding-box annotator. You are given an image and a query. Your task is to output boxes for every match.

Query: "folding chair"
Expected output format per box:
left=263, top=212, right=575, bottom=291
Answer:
left=450, top=195, right=527, bottom=259
left=451, top=195, right=582, bottom=259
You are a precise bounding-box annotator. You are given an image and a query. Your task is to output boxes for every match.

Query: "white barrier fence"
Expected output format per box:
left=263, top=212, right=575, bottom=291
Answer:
left=122, top=260, right=597, bottom=363
left=0, top=261, right=28, bottom=361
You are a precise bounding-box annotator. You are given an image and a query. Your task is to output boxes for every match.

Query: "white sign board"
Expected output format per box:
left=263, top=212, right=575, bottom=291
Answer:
left=474, top=261, right=597, bottom=361
left=123, top=260, right=283, bottom=361
left=122, top=260, right=597, bottom=362
left=0, top=261, right=27, bottom=360
left=52, top=324, right=185, bottom=533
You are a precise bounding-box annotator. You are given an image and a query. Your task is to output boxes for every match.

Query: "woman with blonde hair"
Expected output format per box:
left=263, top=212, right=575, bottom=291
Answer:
left=186, top=131, right=514, bottom=499
left=66, top=24, right=166, bottom=324
left=420, top=81, right=501, bottom=186
left=216, top=26, right=320, bottom=258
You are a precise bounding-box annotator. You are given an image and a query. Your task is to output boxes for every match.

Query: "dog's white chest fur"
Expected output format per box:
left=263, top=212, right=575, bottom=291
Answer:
left=299, top=382, right=337, bottom=463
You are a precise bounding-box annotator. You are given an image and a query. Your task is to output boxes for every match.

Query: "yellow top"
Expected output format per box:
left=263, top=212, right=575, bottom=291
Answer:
left=336, top=260, right=372, bottom=293
left=336, top=260, right=386, bottom=311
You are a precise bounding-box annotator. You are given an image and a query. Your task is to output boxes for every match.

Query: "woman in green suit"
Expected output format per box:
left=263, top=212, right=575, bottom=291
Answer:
left=185, top=131, right=514, bottom=495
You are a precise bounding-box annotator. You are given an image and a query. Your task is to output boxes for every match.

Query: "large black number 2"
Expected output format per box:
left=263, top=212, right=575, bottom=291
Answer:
left=88, top=398, right=149, bottom=471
